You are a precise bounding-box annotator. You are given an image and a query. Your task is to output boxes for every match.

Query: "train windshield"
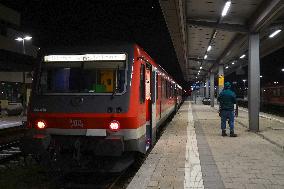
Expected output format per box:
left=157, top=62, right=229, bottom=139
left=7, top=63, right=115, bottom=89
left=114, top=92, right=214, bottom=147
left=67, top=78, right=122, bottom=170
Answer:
left=38, top=54, right=127, bottom=94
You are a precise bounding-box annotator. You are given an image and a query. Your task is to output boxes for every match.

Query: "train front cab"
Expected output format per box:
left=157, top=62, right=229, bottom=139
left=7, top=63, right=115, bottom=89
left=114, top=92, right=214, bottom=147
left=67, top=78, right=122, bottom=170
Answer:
left=22, top=44, right=181, bottom=163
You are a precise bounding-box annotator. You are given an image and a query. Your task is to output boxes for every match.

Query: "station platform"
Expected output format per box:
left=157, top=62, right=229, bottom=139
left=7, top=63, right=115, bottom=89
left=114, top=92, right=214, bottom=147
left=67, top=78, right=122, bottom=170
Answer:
left=0, top=116, right=25, bottom=130
left=127, top=100, right=284, bottom=189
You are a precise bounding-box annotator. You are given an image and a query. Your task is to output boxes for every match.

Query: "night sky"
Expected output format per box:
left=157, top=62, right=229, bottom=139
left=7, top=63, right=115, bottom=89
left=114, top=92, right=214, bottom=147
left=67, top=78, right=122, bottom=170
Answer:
left=2, top=0, right=185, bottom=85
left=2, top=1, right=283, bottom=89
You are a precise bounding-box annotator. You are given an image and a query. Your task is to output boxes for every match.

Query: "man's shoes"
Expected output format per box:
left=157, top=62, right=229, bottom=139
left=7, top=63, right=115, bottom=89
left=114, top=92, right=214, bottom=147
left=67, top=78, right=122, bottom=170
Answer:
left=222, top=130, right=227, bottom=136
left=230, top=130, right=237, bottom=137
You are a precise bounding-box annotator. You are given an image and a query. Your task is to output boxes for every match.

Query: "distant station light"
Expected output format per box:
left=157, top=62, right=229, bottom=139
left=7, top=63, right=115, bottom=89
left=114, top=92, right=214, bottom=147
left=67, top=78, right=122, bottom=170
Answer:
left=231, top=61, right=235, bottom=65
left=15, top=36, right=32, bottom=41
left=200, top=66, right=202, bottom=69
left=269, top=29, right=282, bottom=38
left=204, top=54, right=208, bottom=59
left=225, top=66, right=229, bottom=69
left=207, top=45, right=212, bottom=52
left=260, top=75, right=263, bottom=78
left=240, top=54, right=246, bottom=59
left=282, top=68, right=284, bottom=72
left=221, top=1, right=231, bottom=17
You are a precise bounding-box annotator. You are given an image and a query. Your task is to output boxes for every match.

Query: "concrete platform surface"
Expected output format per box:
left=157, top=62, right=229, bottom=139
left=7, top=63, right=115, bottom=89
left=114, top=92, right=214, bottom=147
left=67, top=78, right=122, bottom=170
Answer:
left=127, top=100, right=284, bottom=189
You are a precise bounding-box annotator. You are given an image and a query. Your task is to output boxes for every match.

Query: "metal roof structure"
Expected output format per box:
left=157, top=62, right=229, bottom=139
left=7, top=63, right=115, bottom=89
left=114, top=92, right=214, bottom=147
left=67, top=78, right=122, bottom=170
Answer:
left=160, top=0, right=284, bottom=82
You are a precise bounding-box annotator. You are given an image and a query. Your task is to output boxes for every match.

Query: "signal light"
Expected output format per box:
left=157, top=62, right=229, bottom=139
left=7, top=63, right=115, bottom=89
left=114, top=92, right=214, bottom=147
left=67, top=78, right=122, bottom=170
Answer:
left=36, top=120, right=46, bottom=129
left=109, top=120, right=120, bottom=131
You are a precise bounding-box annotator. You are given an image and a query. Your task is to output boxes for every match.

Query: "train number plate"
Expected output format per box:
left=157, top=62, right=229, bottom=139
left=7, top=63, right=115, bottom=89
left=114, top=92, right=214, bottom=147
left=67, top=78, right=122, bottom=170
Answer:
left=70, top=119, right=84, bottom=128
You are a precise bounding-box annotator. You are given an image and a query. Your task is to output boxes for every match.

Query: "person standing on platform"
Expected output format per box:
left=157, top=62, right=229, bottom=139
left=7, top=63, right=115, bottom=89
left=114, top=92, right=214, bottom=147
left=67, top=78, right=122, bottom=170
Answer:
left=218, top=82, right=237, bottom=137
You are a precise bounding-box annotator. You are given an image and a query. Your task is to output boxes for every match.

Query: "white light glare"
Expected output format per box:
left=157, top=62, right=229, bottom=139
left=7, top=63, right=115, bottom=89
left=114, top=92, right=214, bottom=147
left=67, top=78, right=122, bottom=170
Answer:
left=207, top=45, right=212, bottom=52
left=204, top=55, right=208, bottom=59
left=260, top=75, right=263, bottom=78
left=225, top=66, right=229, bottom=69
left=231, top=61, right=235, bottom=65
left=240, top=54, right=246, bottom=59
left=269, top=29, right=282, bottom=38
left=200, top=66, right=202, bottom=69
left=24, top=36, right=32, bottom=40
left=221, top=1, right=231, bottom=17
left=281, top=68, right=284, bottom=72
left=15, top=37, right=23, bottom=41
left=15, top=36, right=32, bottom=41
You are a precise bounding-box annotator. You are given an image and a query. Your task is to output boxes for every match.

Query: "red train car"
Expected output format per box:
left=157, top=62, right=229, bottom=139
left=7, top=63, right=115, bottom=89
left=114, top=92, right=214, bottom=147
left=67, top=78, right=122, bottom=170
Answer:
left=22, top=43, right=182, bottom=169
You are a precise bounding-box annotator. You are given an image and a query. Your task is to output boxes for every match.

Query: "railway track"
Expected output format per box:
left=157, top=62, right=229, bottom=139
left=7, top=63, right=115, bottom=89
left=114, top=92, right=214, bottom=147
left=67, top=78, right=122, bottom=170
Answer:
left=0, top=140, right=22, bottom=164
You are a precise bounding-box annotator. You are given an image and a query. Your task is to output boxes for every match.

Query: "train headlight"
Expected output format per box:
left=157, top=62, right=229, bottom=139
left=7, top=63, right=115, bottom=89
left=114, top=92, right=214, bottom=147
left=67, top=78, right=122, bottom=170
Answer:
left=36, top=120, right=47, bottom=129
left=109, top=120, right=120, bottom=131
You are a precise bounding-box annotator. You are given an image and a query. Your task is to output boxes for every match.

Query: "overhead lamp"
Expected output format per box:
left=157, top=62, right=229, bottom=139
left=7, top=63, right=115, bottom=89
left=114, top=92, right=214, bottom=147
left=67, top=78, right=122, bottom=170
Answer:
left=207, top=45, right=212, bottom=52
left=225, top=66, right=229, bottom=69
left=281, top=68, right=284, bottom=72
left=240, top=54, right=246, bottom=59
left=221, top=0, right=231, bottom=17
left=200, top=66, right=202, bottom=69
left=231, top=61, right=235, bottom=65
left=269, top=29, right=282, bottom=38
left=204, top=54, right=208, bottom=59
left=260, top=75, right=263, bottom=78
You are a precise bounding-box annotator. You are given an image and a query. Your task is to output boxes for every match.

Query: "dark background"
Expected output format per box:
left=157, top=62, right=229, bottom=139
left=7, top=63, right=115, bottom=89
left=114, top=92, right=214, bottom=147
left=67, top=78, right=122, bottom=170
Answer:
left=2, top=0, right=284, bottom=89
left=2, top=0, right=185, bottom=86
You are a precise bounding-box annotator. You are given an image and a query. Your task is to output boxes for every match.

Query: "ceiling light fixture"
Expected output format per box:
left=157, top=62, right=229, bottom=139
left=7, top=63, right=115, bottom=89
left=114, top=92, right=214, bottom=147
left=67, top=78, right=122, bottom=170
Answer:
left=207, top=45, right=212, bottom=52
left=225, top=66, right=229, bottom=69
left=200, top=66, right=203, bottom=69
left=221, top=1, right=231, bottom=17
left=240, top=54, right=246, bottom=59
left=231, top=61, right=235, bottom=65
left=269, top=29, right=282, bottom=38
left=204, top=55, right=208, bottom=59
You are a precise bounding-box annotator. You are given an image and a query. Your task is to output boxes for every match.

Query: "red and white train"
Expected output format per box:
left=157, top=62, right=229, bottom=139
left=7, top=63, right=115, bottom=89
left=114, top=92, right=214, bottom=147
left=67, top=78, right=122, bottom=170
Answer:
left=261, top=85, right=284, bottom=106
left=22, top=43, right=183, bottom=169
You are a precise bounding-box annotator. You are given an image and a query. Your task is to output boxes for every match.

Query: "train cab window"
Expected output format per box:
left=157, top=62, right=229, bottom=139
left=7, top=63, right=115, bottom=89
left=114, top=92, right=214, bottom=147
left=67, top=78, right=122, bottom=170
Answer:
left=140, top=64, right=145, bottom=103
left=39, top=60, right=126, bottom=94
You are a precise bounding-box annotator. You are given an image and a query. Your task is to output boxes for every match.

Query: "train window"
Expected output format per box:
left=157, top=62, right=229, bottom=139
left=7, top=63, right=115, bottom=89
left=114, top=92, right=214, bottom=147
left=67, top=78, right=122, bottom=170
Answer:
left=277, top=88, right=280, bottom=96
left=140, top=64, right=145, bottom=103
left=39, top=61, right=126, bottom=94
left=156, top=75, right=158, bottom=100
left=273, top=89, right=277, bottom=96
left=165, top=80, right=168, bottom=98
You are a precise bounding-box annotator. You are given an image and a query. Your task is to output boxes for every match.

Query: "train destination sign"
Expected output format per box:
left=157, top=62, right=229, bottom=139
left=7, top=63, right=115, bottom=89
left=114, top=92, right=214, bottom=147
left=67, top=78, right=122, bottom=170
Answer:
left=44, top=53, right=127, bottom=62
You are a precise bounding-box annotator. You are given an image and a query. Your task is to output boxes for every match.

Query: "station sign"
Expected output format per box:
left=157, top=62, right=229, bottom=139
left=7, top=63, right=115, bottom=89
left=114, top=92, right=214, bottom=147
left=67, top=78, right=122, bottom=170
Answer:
left=44, top=53, right=126, bottom=62
left=218, top=75, right=224, bottom=87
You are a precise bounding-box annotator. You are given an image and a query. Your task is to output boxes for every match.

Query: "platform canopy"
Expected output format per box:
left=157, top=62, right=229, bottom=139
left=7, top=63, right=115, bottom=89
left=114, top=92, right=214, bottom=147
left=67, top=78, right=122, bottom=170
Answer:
left=159, top=0, right=284, bottom=81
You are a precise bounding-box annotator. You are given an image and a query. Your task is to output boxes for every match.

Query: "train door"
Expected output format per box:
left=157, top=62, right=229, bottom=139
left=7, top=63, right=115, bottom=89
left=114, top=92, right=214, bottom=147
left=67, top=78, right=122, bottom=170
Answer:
left=151, top=67, right=157, bottom=146
left=145, top=63, right=152, bottom=151
left=174, top=85, right=178, bottom=112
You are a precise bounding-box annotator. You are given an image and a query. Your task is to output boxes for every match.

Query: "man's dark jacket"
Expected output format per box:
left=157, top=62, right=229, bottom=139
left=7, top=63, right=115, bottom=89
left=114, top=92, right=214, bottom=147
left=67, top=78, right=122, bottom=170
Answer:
left=218, top=89, right=236, bottom=111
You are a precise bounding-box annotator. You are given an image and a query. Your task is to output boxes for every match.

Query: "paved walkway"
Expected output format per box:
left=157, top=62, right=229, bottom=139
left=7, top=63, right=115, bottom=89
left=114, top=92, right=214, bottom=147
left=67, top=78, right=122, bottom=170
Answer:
left=127, top=100, right=284, bottom=189
left=211, top=103, right=284, bottom=149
